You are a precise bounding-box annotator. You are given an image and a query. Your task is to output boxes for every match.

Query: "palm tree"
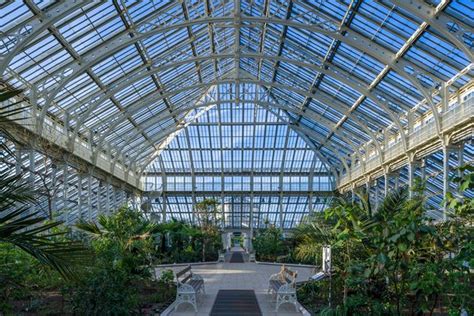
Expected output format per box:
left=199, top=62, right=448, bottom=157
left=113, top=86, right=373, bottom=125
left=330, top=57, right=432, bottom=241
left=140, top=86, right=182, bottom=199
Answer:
left=0, top=88, right=90, bottom=279
left=76, top=207, right=160, bottom=276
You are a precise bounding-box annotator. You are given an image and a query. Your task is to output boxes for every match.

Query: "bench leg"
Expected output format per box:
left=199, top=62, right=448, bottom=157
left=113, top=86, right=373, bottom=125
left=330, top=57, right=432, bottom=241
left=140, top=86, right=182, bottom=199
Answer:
left=276, top=292, right=297, bottom=312
left=267, top=284, right=272, bottom=294
left=176, top=292, right=197, bottom=312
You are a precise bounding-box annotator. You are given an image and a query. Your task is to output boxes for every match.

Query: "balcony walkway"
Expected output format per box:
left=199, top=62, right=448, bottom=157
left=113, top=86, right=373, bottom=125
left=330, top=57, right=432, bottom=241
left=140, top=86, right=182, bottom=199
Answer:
left=156, top=248, right=315, bottom=315
left=338, top=98, right=473, bottom=192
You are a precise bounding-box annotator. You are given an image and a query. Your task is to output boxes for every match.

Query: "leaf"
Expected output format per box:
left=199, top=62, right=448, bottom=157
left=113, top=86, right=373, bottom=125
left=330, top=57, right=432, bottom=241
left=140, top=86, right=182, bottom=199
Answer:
left=377, top=253, right=387, bottom=264
left=398, top=243, right=407, bottom=252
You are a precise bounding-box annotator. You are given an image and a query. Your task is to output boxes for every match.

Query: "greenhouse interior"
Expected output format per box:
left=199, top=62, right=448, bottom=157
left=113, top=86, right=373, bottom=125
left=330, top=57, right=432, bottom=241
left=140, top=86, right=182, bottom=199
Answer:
left=0, top=0, right=473, bottom=315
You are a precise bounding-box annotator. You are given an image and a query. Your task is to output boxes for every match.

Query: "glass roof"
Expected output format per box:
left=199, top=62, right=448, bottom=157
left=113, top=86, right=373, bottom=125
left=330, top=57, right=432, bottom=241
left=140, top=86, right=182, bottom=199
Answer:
left=2, top=0, right=471, bottom=171
left=1, top=0, right=472, bottom=227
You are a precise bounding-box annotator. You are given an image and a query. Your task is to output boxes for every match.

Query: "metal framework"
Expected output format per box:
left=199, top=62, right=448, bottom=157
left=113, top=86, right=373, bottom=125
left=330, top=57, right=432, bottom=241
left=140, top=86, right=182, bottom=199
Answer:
left=0, top=0, right=472, bottom=227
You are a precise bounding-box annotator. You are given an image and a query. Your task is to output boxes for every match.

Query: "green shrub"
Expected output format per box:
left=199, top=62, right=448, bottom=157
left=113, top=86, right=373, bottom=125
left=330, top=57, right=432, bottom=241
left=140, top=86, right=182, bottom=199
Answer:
left=68, top=207, right=161, bottom=314
left=253, top=226, right=286, bottom=262
left=294, top=167, right=473, bottom=315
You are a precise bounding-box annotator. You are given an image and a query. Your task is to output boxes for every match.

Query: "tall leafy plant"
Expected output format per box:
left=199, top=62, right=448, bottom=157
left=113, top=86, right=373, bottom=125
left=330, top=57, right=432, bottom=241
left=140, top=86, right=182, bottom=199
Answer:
left=296, top=169, right=473, bottom=315
left=70, top=207, right=160, bottom=315
left=253, top=225, right=285, bottom=261
left=194, top=198, right=220, bottom=261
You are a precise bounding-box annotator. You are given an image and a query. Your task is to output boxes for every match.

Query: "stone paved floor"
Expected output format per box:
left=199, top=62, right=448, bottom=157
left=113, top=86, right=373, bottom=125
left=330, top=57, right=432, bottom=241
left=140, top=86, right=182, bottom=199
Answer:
left=156, top=249, right=315, bottom=316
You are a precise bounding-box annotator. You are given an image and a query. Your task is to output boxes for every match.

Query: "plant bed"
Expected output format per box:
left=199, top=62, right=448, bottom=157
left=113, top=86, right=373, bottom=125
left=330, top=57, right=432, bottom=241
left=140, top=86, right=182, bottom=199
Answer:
left=136, top=280, right=177, bottom=315
left=8, top=290, right=72, bottom=315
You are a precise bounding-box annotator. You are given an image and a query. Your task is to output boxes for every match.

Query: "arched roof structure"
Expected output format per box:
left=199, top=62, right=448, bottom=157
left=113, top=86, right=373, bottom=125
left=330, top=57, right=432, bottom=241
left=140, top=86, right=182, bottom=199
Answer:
left=1, top=0, right=472, bottom=226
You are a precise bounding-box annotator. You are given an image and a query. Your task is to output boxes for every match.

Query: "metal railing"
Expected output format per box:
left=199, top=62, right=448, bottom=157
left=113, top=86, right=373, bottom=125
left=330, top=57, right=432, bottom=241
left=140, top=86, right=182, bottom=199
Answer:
left=338, top=98, right=473, bottom=189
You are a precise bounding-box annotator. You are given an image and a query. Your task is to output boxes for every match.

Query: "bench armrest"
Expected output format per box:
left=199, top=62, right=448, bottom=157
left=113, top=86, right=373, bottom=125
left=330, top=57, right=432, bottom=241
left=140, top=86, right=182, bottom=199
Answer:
left=191, top=273, right=204, bottom=281
left=277, top=283, right=296, bottom=294
left=269, top=272, right=282, bottom=281
left=177, top=283, right=196, bottom=293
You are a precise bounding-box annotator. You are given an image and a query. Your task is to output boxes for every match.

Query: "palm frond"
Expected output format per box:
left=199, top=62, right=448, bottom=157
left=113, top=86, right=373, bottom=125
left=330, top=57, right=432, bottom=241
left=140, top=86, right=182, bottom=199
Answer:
left=378, top=188, right=408, bottom=218
left=0, top=206, right=92, bottom=280
left=76, top=220, right=103, bottom=236
left=0, top=86, right=91, bottom=279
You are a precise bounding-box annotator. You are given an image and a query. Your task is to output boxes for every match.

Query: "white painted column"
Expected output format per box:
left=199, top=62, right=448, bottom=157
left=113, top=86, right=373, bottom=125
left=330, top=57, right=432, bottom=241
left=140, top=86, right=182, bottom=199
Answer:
left=77, top=174, right=83, bottom=220
left=420, top=159, right=426, bottom=181
left=87, top=174, right=92, bottom=220
left=51, top=164, right=58, bottom=214
left=374, top=179, right=379, bottom=210
left=62, top=164, right=69, bottom=224
left=394, top=172, right=400, bottom=191
left=458, top=143, right=464, bottom=178
left=442, top=145, right=453, bottom=219
left=106, top=181, right=111, bottom=214
left=407, top=157, right=420, bottom=199
left=97, top=181, right=102, bottom=214
left=111, top=185, right=117, bottom=211
left=279, top=192, right=284, bottom=229
left=28, top=149, right=35, bottom=214
left=384, top=172, right=389, bottom=197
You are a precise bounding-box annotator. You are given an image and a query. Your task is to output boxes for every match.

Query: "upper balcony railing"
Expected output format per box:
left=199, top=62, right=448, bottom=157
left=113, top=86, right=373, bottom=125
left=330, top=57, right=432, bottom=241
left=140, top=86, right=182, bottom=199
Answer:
left=338, top=95, right=473, bottom=189
left=2, top=98, right=143, bottom=189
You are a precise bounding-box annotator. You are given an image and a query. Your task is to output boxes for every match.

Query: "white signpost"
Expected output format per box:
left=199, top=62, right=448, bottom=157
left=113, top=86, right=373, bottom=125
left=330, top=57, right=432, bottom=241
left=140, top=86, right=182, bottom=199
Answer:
left=322, top=245, right=331, bottom=274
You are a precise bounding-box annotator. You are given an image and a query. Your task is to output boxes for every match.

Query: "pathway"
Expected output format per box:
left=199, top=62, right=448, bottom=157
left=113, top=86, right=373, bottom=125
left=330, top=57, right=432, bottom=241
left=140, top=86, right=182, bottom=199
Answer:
left=156, top=250, right=314, bottom=316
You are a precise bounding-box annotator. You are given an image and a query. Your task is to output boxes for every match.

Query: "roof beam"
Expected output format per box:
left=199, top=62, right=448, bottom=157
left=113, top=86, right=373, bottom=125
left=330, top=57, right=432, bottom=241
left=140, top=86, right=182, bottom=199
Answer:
left=9, top=14, right=438, bottom=129
left=388, top=0, right=472, bottom=61
left=317, top=0, right=455, bottom=153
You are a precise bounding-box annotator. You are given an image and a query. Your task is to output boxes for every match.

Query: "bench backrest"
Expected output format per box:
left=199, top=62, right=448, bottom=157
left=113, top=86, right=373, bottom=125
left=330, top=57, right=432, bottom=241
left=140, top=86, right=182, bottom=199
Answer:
left=280, top=265, right=298, bottom=287
left=176, top=265, right=193, bottom=284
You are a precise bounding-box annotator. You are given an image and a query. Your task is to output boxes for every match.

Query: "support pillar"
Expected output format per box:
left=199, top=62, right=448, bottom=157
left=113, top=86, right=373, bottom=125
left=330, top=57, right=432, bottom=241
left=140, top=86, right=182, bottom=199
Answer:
left=106, top=180, right=111, bottom=214
left=394, top=174, right=400, bottom=191
left=97, top=181, right=103, bottom=214
left=420, top=158, right=426, bottom=181
left=442, top=145, right=455, bottom=219
left=51, top=163, right=58, bottom=215
left=365, top=179, right=371, bottom=210
left=118, top=187, right=124, bottom=207
left=62, top=164, right=69, bottom=224
left=308, top=194, right=313, bottom=217
left=249, top=205, right=254, bottom=252
left=161, top=194, right=167, bottom=223
left=407, top=155, right=421, bottom=198
left=457, top=143, right=464, bottom=179
left=111, top=185, right=117, bottom=210
left=384, top=172, right=389, bottom=197
left=374, top=179, right=379, bottom=210
left=28, top=148, right=35, bottom=214
left=77, top=174, right=83, bottom=220
left=249, top=179, right=254, bottom=252
left=87, top=173, right=92, bottom=220
left=279, top=192, right=284, bottom=229
left=220, top=192, right=225, bottom=229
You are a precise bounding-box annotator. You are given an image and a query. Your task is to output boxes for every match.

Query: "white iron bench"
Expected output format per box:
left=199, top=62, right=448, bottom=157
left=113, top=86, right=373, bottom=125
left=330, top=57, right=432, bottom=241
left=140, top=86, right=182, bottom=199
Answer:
left=218, top=251, right=225, bottom=262
left=267, top=265, right=298, bottom=311
left=249, top=252, right=256, bottom=262
left=174, top=265, right=205, bottom=312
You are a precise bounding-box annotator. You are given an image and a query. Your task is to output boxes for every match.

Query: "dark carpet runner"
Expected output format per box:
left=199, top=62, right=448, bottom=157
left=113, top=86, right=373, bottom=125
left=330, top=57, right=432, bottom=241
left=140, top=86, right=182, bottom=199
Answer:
left=210, top=290, right=262, bottom=316
left=229, top=252, right=245, bottom=263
